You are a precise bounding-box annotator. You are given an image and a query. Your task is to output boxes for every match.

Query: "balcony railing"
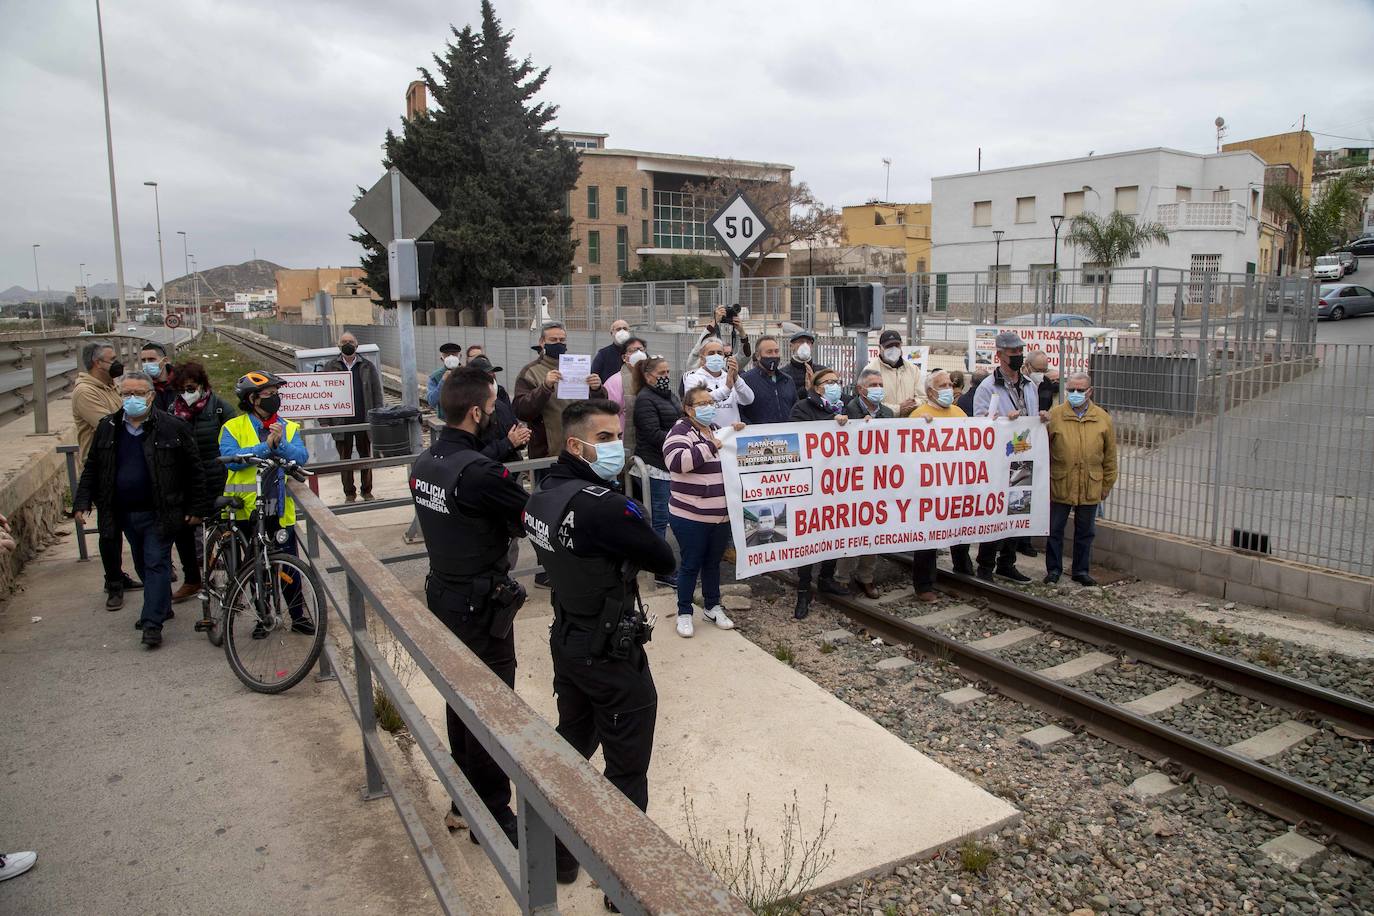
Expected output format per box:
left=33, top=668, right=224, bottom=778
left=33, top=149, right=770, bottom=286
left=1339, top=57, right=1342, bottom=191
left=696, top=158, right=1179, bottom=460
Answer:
left=1156, top=200, right=1247, bottom=232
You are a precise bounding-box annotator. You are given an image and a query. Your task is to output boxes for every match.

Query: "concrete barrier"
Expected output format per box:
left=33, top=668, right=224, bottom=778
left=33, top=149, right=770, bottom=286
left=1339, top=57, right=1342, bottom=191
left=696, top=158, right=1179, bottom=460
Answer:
left=0, top=410, right=77, bottom=601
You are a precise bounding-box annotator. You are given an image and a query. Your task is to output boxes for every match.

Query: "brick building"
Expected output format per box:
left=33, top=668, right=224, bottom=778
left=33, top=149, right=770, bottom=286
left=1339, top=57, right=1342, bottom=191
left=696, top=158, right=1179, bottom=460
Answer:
left=275, top=267, right=372, bottom=322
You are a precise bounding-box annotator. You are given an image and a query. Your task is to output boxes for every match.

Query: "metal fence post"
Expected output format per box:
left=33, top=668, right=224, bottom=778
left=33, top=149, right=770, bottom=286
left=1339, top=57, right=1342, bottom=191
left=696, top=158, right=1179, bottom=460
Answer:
left=62, top=447, right=89, bottom=560
left=32, top=346, right=49, bottom=434
left=1208, top=329, right=1229, bottom=549
left=517, top=795, right=558, bottom=913
left=349, top=577, right=389, bottom=801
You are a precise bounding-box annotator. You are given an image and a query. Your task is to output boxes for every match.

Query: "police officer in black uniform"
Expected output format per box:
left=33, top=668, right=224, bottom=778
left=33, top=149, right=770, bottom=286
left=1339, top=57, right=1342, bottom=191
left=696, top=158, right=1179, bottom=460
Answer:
left=410, top=367, right=529, bottom=847
left=523, top=400, right=676, bottom=895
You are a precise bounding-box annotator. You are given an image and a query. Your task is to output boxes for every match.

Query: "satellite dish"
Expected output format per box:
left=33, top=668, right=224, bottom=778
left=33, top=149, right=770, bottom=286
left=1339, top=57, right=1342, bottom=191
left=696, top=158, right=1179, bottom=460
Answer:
left=1215, top=116, right=1226, bottom=128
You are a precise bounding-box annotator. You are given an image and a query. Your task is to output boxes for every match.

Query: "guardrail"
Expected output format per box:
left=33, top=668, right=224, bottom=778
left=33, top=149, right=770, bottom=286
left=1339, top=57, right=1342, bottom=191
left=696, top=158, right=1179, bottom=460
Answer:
left=291, top=471, right=745, bottom=914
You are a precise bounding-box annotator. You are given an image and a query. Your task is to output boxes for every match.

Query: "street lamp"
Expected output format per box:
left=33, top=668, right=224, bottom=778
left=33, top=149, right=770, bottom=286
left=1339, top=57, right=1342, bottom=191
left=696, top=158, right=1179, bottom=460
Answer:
left=991, top=229, right=1005, bottom=323
left=1082, top=185, right=1101, bottom=213
left=1049, top=214, right=1065, bottom=311
left=144, top=181, right=168, bottom=321
left=177, top=230, right=198, bottom=330
left=96, top=0, right=129, bottom=323
left=188, top=254, right=201, bottom=328
left=31, top=244, right=45, bottom=332
left=881, top=157, right=892, bottom=201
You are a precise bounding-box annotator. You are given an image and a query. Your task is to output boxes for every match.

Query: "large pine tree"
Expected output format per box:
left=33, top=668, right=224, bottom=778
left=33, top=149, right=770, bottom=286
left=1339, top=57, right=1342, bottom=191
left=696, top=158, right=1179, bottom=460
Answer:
left=353, top=1, right=579, bottom=315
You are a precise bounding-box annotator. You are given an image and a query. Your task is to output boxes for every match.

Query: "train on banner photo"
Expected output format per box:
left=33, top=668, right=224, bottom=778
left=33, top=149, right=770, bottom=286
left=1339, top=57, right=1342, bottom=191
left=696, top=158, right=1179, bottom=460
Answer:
left=721, top=417, right=1049, bottom=578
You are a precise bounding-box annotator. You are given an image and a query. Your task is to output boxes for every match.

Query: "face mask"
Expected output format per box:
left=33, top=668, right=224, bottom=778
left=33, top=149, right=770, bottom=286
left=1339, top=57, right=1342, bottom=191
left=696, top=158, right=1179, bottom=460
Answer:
left=143, top=361, right=162, bottom=378
left=760, top=356, right=780, bottom=372
left=936, top=388, right=955, bottom=407
left=476, top=407, right=494, bottom=432
left=257, top=394, right=282, bottom=416
left=613, top=329, right=630, bottom=346
left=108, top=360, right=124, bottom=379
left=794, top=343, right=812, bottom=362
left=1028, top=371, right=1045, bottom=385
left=822, top=383, right=841, bottom=403
left=1067, top=391, right=1089, bottom=408
left=543, top=342, right=566, bottom=360
left=443, top=355, right=461, bottom=369
left=867, top=386, right=885, bottom=403
left=653, top=376, right=671, bottom=393
left=705, top=354, right=726, bottom=373
left=340, top=343, right=357, bottom=356
left=579, top=439, right=625, bottom=481
left=123, top=395, right=149, bottom=417
left=1007, top=354, right=1025, bottom=372
left=180, top=389, right=201, bottom=405
left=693, top=404, right=717, bottom=425
left=882, top=347, right=902, bottom=365
left=628, top=350, right=647, bottom=366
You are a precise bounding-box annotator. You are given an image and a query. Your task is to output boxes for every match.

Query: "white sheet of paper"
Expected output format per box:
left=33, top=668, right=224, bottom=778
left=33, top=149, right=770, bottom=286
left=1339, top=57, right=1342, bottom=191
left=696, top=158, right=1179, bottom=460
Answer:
left=557, top=353, right=591, bottom=399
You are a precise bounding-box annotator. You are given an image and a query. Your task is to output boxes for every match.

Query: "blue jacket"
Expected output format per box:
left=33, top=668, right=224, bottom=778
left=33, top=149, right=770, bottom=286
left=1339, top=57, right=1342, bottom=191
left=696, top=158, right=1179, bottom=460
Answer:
left=739, top=366, right=796, bottom=425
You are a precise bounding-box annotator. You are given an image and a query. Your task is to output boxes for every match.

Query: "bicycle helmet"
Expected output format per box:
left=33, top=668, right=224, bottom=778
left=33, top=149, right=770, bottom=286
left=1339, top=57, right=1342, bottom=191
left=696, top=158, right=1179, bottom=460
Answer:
left=234, top=371, right=287, bottom=403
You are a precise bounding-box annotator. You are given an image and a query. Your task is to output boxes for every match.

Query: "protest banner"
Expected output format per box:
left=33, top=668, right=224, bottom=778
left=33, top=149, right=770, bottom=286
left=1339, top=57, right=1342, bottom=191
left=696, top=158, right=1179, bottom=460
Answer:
left=721, top=417, right=1048, bottom=578
left=277, top=371, right=356, bottom=419
left=967, top=325, right=1116, bottom=375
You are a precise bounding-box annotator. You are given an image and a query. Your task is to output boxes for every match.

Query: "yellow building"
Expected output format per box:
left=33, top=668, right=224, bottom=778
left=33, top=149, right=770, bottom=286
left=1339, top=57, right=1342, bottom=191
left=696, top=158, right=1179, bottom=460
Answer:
left=840, top=203, right=932, bottom=274
left=275, top=267, right=370, bottom=321
left=1223, top=131, right=1313, bottom=273
left=1223, top=130, right=1314, bottom=200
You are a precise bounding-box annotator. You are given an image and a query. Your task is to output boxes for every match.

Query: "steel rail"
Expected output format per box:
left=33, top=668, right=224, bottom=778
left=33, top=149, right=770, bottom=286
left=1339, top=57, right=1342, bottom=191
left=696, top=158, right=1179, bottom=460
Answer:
left=777, top=573, right=1374, bottom=859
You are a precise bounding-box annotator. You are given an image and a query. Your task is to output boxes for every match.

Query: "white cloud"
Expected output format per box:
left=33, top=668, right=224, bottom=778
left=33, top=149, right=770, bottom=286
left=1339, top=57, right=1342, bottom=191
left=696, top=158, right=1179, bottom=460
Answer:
left=3, top=0, right=1371, bottom=290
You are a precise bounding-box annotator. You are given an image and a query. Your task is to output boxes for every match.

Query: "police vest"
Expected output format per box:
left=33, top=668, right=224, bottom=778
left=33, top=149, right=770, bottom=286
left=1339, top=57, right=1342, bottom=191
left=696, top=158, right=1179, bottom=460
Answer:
left=222, top=413, right=302, bottom=525
left=410, top=442, right=511, bottom=586
left=523, top=477, right=625, bottom=622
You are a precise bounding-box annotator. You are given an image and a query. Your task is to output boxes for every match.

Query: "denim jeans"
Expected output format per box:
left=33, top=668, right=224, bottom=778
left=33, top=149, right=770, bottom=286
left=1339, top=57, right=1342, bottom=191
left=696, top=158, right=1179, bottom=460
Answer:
left=120, top=510, right=171, bottom=631
left=667, top=515, right=731, bottom=616
left=1046, top=501, right=1098, bottom=578
left=648, top=477, right=671, bottom=541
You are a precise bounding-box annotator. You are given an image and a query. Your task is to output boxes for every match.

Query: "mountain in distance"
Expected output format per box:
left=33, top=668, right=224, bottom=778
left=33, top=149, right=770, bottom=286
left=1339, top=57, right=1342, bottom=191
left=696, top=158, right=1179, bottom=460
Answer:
left=0, top=283, right=140, bottom=304
left=162, top=259, right=283, bottom=302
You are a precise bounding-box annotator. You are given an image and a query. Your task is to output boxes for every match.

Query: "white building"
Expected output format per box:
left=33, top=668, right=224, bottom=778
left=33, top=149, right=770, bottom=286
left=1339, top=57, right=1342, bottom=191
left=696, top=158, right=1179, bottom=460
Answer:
left=931, top=148, right=1266, bottom=279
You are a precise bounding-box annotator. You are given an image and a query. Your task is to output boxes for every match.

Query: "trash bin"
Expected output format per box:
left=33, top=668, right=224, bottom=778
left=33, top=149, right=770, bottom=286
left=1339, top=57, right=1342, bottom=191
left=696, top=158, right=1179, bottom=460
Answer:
left=368, top=405, right=421, bottom=457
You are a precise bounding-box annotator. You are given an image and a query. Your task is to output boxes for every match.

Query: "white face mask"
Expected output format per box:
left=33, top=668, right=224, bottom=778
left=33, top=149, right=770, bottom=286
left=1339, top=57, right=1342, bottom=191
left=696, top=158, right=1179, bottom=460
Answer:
left=180, top=389, right=201, bottom=405
left=627, top=349, right=647, bottom=366
left=882, top=346, right=902, bottom=365
left=613, top=328, right=631, bottom=346
left=443, top=355, right=461, bottom=369
left=1028, top=371, right=1045, bottom=385
left=794, top=343, right=812, bottom=362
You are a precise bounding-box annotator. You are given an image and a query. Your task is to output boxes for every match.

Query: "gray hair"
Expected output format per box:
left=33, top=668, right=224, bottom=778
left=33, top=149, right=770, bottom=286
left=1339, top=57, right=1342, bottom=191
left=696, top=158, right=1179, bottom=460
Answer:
left=81, top=340, right=114, bottom=370
left=857, top=368, right=882, bottom=384
left=539, top=321, right=565, bottom=340
left=119, top=370, right=154, bottom=391
left=1067, top=370, right=1092, bottom=386
left=925, top=369, right=951, bottom=393
left=699, top=336, right=724, bottom=351
left=1026, top=350, right=1049, bottom=370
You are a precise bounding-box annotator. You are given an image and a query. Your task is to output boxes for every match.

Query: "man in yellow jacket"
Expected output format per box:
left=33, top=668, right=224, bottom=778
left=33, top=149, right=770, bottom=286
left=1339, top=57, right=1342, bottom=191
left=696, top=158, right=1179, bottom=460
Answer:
left=1044, top=371, right=1117, bottom=586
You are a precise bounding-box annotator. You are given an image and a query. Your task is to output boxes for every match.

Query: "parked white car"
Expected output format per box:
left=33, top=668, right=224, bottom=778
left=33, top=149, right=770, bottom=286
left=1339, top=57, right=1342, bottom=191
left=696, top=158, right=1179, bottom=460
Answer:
left=1313, top=255, right=1344, bottom=280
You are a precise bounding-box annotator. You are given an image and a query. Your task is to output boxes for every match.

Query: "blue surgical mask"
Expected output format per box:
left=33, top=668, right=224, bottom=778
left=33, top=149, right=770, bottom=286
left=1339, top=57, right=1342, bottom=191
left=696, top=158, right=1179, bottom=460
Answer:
left=1067, top=391, right=1088, bottom=408
left=937, top=388, right=955, bottom=407
left=693, top=404, right=717, bottom=425
left=822, top=383, right=841, bottom=403
left=123, top=395, right=150, bottom=418
left=143, top=361, right=162, bottom=379
left=579, top=439, right=625, bottom=481
left=866, top=386, right=885, bottom=403
left=705, top=354, right=726, bottom=373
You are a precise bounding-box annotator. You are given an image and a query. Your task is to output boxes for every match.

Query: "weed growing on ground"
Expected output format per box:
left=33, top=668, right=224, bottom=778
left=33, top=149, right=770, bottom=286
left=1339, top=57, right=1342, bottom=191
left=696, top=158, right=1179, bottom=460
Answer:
left=958, top=839, right=996, bottom=874
left=1210, top=627, right=1234, bottom=646
left=374, top=684, right=405, bottom=733
left=818, top=641, right=835, bottom=654
left=774, top=643, right=796, bottom=665
left=1254, top=639, right=1283, bottom=666
left=681, top=787, right=837, bottom=916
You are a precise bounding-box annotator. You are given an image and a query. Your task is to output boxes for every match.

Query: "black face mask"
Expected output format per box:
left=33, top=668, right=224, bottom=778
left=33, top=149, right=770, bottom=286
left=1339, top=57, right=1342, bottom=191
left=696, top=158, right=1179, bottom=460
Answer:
left=653, top=376, right=672, bottom=394
left=476, top=407, right=494, bottom=433
left=1007, top=354, right=1025, bottom=372
left=760, top=357, right=780, bottom=372
left=340, top=343, right=357, bottom=356
left=543, top=342, right=567, bottom=360
left=257, top=394, right=282, bottom=416
left=108, top=360, right=124, bottom=379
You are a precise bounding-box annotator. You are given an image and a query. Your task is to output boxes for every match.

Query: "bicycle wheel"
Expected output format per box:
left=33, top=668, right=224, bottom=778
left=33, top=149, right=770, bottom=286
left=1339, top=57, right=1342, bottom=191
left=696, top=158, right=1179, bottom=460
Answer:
left=222, top=553, right=327, bottom=694
left=201, top=526, right=244, bottom=648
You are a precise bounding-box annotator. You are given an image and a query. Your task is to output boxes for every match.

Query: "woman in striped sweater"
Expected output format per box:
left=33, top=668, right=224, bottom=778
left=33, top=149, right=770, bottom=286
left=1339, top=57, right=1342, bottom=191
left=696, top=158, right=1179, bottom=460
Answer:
left=664, top=385, right=745, bottom=639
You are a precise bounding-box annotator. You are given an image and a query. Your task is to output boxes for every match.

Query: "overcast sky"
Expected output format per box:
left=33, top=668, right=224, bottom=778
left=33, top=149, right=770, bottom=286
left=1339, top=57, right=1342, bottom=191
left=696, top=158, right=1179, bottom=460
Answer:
left=3, top=0, right=1372, bottom=292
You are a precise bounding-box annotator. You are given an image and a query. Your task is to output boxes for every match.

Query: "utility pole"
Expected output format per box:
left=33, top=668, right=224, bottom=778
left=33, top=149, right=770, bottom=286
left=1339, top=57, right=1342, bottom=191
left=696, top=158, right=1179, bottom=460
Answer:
left=144, top=181, right=168, bottom=323
left=881, top=157, right=892, bottom=202
left=32, top=244, right=45, bottom=332
left=96, top=0, right=128, bottom=322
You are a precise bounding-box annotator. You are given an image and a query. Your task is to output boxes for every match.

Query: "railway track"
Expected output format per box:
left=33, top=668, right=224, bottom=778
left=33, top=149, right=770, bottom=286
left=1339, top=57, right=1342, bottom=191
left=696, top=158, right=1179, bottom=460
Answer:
left=772, top=560, right=1374, bottom=860
left=213, top=325, right=407, bottom=402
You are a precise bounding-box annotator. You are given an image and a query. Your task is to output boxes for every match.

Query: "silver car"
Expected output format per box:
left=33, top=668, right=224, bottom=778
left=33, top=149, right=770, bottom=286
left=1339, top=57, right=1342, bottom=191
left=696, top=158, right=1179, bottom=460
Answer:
left=1318, top=284, right=1374, bottom=320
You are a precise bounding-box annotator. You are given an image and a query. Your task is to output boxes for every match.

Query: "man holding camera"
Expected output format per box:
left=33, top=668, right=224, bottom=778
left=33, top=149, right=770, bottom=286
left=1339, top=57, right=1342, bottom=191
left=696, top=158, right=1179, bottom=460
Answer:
left=522, top=400, right=676, bottom=890
left=410, top=367, right=529, bottom=847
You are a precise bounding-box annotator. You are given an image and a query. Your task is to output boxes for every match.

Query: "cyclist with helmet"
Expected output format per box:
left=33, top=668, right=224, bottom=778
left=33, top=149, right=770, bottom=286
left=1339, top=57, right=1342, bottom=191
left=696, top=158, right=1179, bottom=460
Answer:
left=219, top=371, right=313, bottom=636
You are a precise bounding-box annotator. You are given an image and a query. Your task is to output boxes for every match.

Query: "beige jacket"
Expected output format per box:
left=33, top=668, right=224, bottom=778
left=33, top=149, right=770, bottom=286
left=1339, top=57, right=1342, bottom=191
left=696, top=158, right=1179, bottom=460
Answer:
left=862, top=356, right=925, bottom=410
left=72, top=371, right=122, bottom=465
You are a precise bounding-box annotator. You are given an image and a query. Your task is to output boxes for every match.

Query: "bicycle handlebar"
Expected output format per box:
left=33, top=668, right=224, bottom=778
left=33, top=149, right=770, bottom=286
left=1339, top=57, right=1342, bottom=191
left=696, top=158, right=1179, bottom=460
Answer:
left=217, top=454, right=314, bottom=482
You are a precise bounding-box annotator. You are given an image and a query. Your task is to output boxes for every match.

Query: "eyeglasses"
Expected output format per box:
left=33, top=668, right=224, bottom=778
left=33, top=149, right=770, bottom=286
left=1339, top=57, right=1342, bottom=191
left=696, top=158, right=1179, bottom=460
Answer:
left=179, top=387, right=201, bottom=395
left=1067, top=388, right=1090, bottom=394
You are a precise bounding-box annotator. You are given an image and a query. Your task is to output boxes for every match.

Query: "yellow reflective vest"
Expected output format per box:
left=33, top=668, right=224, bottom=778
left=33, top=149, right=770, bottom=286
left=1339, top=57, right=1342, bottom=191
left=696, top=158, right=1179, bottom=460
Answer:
left=221, top=413, right=304, bottom=525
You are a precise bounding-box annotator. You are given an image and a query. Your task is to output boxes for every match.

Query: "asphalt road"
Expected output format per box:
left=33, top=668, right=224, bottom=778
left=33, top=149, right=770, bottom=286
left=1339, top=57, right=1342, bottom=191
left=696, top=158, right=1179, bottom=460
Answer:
left=1315, top=260, right=1374, bottom=344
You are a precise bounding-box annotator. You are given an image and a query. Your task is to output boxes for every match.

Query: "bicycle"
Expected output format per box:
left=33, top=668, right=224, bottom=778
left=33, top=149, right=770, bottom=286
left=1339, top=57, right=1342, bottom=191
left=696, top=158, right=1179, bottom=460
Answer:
left=207, top=453, right=327, bottom=694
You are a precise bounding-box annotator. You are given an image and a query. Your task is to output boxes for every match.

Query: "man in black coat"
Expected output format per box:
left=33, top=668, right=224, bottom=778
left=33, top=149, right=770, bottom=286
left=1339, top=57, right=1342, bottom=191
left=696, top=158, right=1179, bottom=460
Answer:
left=321, top=332, right=386, bottom=502
left=739, top=335, right=795, bottom=425
left=73, top=370, right=207, bottom=647
left=589, top=318, right=633, bottom=384
left=782, top=330, right=816, bottom=401
left=467, top=355, right=531, bottom=462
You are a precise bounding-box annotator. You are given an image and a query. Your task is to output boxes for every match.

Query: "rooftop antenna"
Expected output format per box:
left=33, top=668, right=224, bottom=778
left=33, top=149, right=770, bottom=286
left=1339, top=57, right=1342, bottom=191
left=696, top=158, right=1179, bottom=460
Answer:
left=1215, top=116, right=1227, bottom=153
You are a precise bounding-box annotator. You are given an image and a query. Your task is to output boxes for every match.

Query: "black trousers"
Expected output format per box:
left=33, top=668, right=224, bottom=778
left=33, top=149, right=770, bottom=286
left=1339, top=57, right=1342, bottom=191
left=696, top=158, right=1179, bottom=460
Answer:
left=912, top=549, right=939, bottom=592
left=550, top=621, right=657, bottom=868
left=976, top=538, right=1018, bottom=573
left=335, top=431, right=373, bottom=497
left=796, top=559, right=838, bottom=591
left=426, top=577, right=517, bottom=825
left=173, top=522, right=202, bottom=586
left=98, top=510, right=127, bottom=589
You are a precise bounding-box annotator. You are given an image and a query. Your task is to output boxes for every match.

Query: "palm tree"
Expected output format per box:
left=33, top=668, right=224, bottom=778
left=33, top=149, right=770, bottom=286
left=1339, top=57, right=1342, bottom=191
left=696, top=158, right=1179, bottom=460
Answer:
left=1265, top=168, right=1374, bottom=264
left=1064, top=210, right=1170, bottom=324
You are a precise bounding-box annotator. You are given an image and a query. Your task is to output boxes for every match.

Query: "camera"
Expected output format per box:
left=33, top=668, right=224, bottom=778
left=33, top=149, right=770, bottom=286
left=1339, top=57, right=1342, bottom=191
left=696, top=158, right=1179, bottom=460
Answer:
left=723, top=303, right=742, bottom=321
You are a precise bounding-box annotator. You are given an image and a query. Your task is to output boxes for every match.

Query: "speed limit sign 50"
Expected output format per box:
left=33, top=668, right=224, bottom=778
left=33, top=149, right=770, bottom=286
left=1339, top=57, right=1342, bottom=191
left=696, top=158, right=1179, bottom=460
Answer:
left=164, top=314, right=182, bottom=329
left=708, top=190, right=773, bottom=263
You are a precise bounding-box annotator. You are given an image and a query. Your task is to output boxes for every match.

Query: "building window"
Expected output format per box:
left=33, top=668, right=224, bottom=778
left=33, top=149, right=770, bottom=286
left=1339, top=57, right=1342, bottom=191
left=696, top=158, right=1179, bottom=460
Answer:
left=972, top=200, right=991, bottom=227
left=587, top=186, right=599, bottom=219
left=589, top=275, right=601, bottom=286
left=653, top=189, right=718, bottom=251
left=988, top=264, right=1010, bottom=286
left=1212, top=187, right=1229, bottom=202
left=641, top=187, right=648, bottom=210
left=641, top=219, right=649, bottom=245
left=1082, top=261, right=1108, bottom=286
left=587, top=230, right=600, bottom=264
left=1176, top=186, right=1191, bottom=202
left=1251, top=189, right=1260, bottom=216
left=615, top=186, right=627, bottom=215
left=1015, top=196, right=1035, bottom=224
left=1114, top=185, right=1138, bottom=214
left=616, top=226, right=629, bottom=277
left=1063, top=191, right=1084, bottom=219
left=916, top=258, right=927, bottom=274
left=1029, top=263, right=1056, bottom=286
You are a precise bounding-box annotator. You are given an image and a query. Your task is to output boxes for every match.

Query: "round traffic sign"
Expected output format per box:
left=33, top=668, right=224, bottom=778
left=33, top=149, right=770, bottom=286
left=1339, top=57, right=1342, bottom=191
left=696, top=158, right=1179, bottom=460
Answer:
left=164, top=314, right=182, bottom=329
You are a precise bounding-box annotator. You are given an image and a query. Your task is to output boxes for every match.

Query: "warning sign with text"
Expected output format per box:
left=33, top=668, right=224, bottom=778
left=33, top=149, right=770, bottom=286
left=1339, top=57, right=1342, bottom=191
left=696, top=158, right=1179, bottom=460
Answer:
left=967, top=325, right=1116, bottom=375
left=277, top=371, right=356, bottom=419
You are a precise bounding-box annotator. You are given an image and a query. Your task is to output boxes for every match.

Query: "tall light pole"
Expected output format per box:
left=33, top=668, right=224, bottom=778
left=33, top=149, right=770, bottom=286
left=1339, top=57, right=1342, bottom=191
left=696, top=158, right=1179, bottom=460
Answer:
left=78, top=262, right=88, bottom=329
left=189, top=254, right=201, bottom=329
left=991, top=229, right=1005, bottom=323
left=881, top=157, right=892, bottom=202
left=143, top=181, right=168, bottom=320
left=32, top=244, right=45, bottom=332
left=96, top=0, right=128, bottom=322
left=1049, top=214, right=1065, bottom=312
left=177, top=230, right=194, bottom=329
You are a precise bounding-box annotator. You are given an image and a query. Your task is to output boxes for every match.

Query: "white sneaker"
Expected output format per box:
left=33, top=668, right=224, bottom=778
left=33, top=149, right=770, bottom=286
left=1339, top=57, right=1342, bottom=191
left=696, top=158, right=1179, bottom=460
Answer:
left=675, top=615, right=695, bottom=638
left=0, top=850, right=36, bottom=882
left=703, top=604, right=735, bottom=630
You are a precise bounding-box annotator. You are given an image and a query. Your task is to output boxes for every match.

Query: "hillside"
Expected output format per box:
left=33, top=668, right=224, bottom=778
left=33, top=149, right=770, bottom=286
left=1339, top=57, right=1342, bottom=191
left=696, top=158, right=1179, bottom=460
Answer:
left=0, top=283, right=140, bottom=304
left=162, top=259, right=282, bottom=302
